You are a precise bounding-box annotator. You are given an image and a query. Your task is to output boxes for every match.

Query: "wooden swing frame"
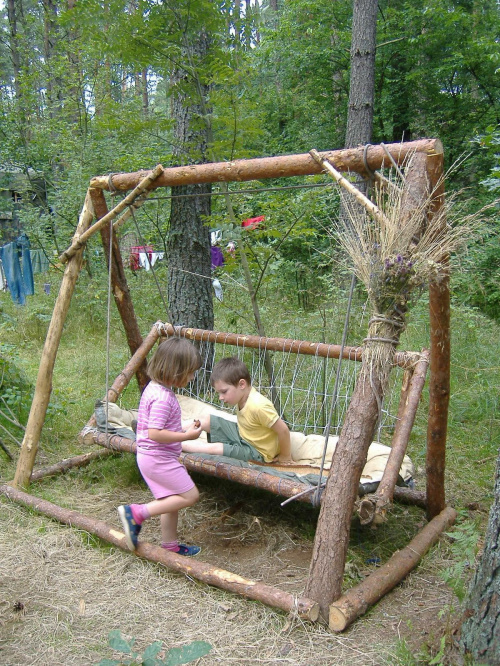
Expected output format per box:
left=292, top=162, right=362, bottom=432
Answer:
left=3, top=138, right=455, bottom=630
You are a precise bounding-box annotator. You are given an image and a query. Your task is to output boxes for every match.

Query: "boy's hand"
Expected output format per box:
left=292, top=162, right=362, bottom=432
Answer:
left=273, top=455, right=294, bottom=466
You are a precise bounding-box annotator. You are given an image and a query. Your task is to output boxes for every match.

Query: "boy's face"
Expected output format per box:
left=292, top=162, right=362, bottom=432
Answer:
left=213, top=379, right=248, bottom=407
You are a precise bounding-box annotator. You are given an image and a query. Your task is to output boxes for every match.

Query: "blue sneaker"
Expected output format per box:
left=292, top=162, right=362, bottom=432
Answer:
left=118, top=505, right=141, bottom=550
left=177, top=544, right=201, bottom=557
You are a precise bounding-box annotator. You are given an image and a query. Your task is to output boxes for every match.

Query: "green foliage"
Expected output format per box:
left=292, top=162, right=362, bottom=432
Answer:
left=97, top=630, right=212, bottom=666
left=441, top=517, right=481, bottom=603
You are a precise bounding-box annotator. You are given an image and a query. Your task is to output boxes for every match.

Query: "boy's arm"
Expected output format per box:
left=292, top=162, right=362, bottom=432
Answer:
left=270, top=418, right=293, bottom=463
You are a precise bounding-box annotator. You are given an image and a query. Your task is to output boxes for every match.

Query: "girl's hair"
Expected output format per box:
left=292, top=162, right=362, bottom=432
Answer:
left=147, top=337, right=202, bottom=387
left=211, top=356, right=251, bottom=387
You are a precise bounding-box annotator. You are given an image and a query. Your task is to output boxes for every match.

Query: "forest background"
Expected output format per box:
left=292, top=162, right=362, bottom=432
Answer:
left=0, top=0, right=500, bottom=664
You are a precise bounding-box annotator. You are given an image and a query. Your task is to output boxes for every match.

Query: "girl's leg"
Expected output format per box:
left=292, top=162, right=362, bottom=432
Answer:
left=146, top=485, right=199, bottom=517
left=160, top=510, right=179, bottom=543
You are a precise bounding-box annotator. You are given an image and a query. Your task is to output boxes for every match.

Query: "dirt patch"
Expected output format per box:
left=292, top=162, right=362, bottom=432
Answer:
left=0, top=464, right=461, bottom=666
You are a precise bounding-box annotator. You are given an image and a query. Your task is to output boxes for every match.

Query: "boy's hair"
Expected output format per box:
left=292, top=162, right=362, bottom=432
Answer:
left=211, top=356, right=251, bottom=387
left=147, top=337, right=201, bottom=387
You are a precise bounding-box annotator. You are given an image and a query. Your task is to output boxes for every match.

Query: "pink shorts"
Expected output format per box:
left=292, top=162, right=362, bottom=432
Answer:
left=137, top=451, right=195, bottom=499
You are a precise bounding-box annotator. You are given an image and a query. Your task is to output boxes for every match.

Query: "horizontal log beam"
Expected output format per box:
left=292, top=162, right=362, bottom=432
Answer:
left=81, top=429, right=426, bottom=508
left=90, top=139, right=443, bottom=192
left=160, top=323, right=421, bottom=369
left=0, top=484, right=319, bottom=621
left=329, top=506, right=457, bottom=631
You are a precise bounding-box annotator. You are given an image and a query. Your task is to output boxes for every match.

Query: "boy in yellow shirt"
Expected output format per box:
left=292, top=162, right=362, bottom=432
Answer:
left=181, top=356, right=292, bottom=464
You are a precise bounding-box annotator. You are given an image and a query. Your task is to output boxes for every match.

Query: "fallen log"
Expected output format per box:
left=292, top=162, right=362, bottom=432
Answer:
left=0, top=484, right=319, bottom=622
left=30, top=449, right=116, bottom=482
left=329, top=505, right=457, bottom=631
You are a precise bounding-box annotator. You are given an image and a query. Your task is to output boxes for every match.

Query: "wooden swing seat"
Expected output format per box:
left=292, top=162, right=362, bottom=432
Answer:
left=80, top=321, right=427, bottom=509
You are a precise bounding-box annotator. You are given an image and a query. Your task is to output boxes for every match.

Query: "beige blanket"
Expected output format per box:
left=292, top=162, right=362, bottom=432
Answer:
left=177, top=395, right=414, bottom=485
left=99, top=396, right=414, bottom=485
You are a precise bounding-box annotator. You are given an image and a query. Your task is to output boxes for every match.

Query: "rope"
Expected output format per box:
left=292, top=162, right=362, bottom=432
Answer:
left=380, top=143, right=405, bottom=181
left=363, top=144, right=376, bottom=180
left=313, top=272, right=357, bottom=506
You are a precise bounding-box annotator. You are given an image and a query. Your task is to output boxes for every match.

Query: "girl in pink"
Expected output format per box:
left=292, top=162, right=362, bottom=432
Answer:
left=118, top=337, right=203, bottom=556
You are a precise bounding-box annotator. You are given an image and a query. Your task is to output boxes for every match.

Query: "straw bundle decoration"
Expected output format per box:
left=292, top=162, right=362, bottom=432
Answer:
left=334, top=156, right=475, bottom=401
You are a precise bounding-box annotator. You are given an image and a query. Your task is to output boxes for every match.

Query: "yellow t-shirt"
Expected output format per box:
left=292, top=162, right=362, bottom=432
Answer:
left=237, top=387, right=280, bottom=462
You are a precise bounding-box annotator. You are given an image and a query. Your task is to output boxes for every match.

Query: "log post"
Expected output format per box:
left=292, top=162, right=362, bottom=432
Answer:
left=329, top=505, right=457, bottom=631
left=12, top=192, right=95, bottom=489
left=0, top=484, right=319, bottom=622
left=89, top=187, right=149, bottom=389
left=357, top=350, right=430, bottom=525
left=89, top=139, right=443, bottom=192
left=426, top=152, right=448, bottom=520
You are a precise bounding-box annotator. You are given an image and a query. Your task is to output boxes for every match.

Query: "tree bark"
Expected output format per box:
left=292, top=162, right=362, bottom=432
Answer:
left=167, top=30, right=213, bottom=330
left=344, top=0, right=378, bottom=150
left=305, top=367, right=384, bottom=619
left=460, top=451, right=500, bottom=664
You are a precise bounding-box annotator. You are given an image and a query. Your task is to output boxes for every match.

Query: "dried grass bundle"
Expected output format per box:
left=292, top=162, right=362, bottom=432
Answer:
left=333, top=156, right=478, bottom=396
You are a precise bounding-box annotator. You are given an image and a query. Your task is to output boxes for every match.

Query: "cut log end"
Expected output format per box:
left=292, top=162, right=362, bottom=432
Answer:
left=329, top=606, right=349, bottom=632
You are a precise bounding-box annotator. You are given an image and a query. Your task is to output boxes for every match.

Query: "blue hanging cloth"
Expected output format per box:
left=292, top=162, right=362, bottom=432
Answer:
left=17, top=234, right=34, bottom=296
left=0, top=234, right=35, bottom=305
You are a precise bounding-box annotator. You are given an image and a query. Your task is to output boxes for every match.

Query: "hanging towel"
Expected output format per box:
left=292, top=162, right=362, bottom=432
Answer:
left=30, top=249, right=49, bottom=274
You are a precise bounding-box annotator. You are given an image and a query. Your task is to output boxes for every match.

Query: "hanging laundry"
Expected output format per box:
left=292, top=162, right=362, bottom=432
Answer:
left=30, top=248, right=50, bottom=274
left=129, top=245, right=153, bottom=272
left=0, top=234, right=34, bottom=305
left=0, top=260, right=7, bottom=291
left=241, top=215, right=265, bottom=230
left=18, top=234, right=34, bottom=296
left=138, top=250, right=164, bottom=271
left=210, top=245, right=224, bottom=269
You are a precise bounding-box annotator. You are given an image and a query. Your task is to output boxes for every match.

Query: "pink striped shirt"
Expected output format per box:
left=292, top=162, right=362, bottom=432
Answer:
left=136, top=381, right=182, bottom=455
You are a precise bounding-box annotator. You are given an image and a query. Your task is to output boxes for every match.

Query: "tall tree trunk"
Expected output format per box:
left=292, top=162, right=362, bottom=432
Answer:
left=167, top=30, right=213, bottom=331
left=460, top=451, right=500, bottom=663
left=7, top=0, right=22, bottom=101
left=344, top=0, right=378, bottom=149
left=305, top=0, right=379, bottom=619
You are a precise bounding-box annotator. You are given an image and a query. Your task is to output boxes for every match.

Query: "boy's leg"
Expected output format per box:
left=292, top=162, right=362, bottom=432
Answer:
left=209, top=416, right=264, bottom=462
left=199, top=414, right=211, bottom=432
left=181, top=440, right=224, bottom=455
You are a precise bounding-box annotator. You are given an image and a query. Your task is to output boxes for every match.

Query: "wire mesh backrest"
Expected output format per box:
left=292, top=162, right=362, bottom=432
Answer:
left=164, top=328, right=406, bottom=440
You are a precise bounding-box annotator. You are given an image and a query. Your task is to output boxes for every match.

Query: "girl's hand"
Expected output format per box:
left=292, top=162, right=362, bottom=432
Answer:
left=184, top=420, right=202, bottom=440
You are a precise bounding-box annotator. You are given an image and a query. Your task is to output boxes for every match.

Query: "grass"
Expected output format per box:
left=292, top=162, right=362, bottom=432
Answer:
left=1, top=265, right=499, bottom=664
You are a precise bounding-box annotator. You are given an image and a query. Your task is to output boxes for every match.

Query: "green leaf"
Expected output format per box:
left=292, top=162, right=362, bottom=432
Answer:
left=142, top=641, right=164, bottom=665
left=97, top=660, right=122, bottom=666
left=164, top=641, right=212, bottom=666
left=108, top=630, right=133, bottom=654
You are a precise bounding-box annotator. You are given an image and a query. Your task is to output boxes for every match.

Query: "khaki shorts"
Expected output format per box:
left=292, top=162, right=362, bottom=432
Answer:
left=209, top=415, right=264, bottom=463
